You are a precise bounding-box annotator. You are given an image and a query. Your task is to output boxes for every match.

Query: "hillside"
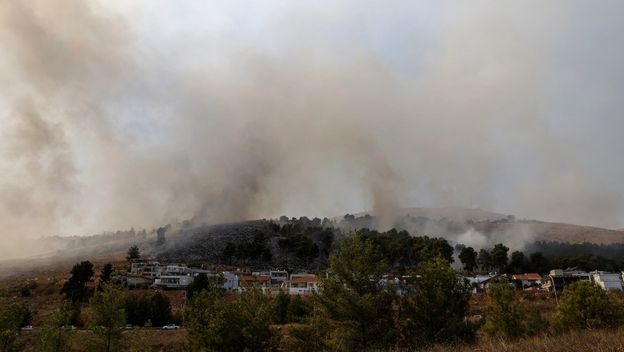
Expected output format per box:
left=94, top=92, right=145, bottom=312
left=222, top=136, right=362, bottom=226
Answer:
left=3, top=207, right=624, bottom=275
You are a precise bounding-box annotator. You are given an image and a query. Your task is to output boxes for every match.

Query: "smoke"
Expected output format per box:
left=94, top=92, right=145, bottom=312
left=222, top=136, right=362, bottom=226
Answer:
left=2, top=1, right=624, bottom=259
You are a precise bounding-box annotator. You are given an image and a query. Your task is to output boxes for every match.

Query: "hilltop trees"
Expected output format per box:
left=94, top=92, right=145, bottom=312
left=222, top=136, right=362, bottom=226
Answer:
left=478, top=249, right=492, bottom=272
left=126, top=245, right=140, bottom=262
left=490, top=244, right=509, bottom=273
left=458, top=246, right=478, bottom=272
left=61, top=261, right=94, bottom=303
left=508, top=251, right=528, bottom=274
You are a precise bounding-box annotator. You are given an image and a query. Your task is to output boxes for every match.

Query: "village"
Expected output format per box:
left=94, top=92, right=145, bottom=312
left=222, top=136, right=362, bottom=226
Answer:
left=116, top=260, right=320, bottom=296
left=115, top=258, right=624, bottom=297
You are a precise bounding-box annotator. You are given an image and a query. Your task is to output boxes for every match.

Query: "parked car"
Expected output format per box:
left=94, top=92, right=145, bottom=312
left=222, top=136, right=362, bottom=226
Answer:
left=125, top=324, right=133, bottom=329
left=162, top=324, right=180, bottom=330
left=20, top=325, right=33, bottom=331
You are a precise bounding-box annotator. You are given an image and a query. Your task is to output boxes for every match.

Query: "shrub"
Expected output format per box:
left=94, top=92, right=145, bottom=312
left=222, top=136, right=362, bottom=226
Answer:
left=554, top=281, right=624, bottom=331
left=482, top=279, right=526, bottom=340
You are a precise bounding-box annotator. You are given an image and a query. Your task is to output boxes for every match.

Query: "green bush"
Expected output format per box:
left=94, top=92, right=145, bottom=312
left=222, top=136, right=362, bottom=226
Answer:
left=554, top=281, right=624, bottom=331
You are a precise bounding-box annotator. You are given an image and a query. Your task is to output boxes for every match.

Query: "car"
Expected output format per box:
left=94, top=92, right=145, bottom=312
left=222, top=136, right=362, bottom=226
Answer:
left=20, top=325, right=33, bottom=331
left=162, top=324, right=180, bottom=330
left=125, top=324, right=134, bottom=329
left=62, top=325, right=76, bottom=330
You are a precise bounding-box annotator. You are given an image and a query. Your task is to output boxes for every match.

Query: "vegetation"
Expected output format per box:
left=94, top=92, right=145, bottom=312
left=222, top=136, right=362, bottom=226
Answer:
left=126, top=245, right=140, bottom=262
left=0, top=298, right=31, bottom=352
left=482, top=279, right=527, bottom=339
left=554, top=281, right=624, bottom=330
left=186, top=285, right=279, bottom=352
left=457, top=245, right=478, bottom=272
left=89, top=282, right=126, bottom=352
left=397, top=258, right=474, bottom=348
left=61, top=261, right=94, bottom=303
left=39, top=301, right=73, bottom=352
left=124, top=291, right=172, bottom=327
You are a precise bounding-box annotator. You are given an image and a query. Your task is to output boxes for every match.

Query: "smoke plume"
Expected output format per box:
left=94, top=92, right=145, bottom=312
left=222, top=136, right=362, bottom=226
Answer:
left=1, top=1, right=624, bottom=259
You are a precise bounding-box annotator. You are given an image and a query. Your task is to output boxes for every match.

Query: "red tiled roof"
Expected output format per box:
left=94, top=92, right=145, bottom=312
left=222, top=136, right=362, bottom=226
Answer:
left=290, top=275, right=319, bottom=284
left=240, top=275, right=270, bottom=283
left=512, top=273, right=541, bottom=281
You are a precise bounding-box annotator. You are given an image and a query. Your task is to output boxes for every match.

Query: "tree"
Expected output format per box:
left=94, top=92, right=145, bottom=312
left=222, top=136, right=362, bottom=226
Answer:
left=490, top=244, right=509, bottom=273
left=554, top=281, right=624, bottom=330
left=396, top=258, right=474, bottom=349
left=314, top=234, right=394, bottom=351
left=149, top=292, right=173, bottom=327
left=529, top=252, right=549, bottom=274
left=186, top=273, right=224, bottom=300
left=98, top=264, right=113, bottom=290
left=0, top=298, right=31, bottom=352
left=61, top=261, right=94, bottom=303
left=508, top=251, right=527, bottom=274
left=482, top=279, right=526, bottom=340
left=126, top=245, right=140, bottom=262
left=125, top=291, right=172, bottom=327
left=186, top=285, right=279, bottom=352
left=458, top=246, right=478, bottom=272
left=272, top=290, right=290, bottom=324
left=478, top=249, right=492, bottom=272
left=89, top=282, right=126, bottom=352
left=287, top=295, right=312, bottom=323
left=156, top=227, right=167, bottom=246
left=39, top=301, right=73, bottom=352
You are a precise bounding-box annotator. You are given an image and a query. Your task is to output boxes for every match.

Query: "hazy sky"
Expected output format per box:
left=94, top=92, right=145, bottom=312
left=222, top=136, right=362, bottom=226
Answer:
left=1, top=1, right=624, bottom=255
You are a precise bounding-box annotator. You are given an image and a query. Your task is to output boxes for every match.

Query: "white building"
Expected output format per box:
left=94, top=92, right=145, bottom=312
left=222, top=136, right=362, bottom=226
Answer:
left=269, top=270, right=289, bottom=286
left=591, top=271, right=623, bottom=291
left=222, top=271, right=240, bottom=291
left=288, top=274, right=319, bottom=295
left=154, top=275, right=193, bottom=289
left=163, top=265, right=190, bottom=275
left=130, top=261, right=162, bottom=278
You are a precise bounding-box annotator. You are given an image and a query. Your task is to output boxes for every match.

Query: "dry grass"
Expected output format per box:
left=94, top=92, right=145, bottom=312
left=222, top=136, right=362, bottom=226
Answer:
left=427, top=329, right=624, bottom=352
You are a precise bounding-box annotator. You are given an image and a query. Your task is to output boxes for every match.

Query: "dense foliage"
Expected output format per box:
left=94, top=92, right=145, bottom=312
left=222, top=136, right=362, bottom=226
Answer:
left=61, top=261, right=94, bottom=303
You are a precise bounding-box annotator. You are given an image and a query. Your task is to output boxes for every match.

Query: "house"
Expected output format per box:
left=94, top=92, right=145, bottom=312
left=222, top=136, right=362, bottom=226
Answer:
left=129, top=261, right=162, bottom=278
left=190, top=268, right=211, bottom=277
left=591, top=271, right=623, bottom=291
left=545, top=269, right=590, bottom=292
left=269, top=270, right=289, bottom=286
left=162, top=265, right=190, bottom=275
left=239, top=274, right=271, bottom=293
left=465, top=274, right=498, bottom=293
left=288, top=274, right=319, bottom=295
left=221, top=271, right=240, bottom=291
left=512, top=273, right=542, bottom=289
left=154, top=275, right=193, bottom=289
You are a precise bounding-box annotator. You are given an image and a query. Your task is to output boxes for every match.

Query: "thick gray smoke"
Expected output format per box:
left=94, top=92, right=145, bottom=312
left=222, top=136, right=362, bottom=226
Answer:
left=1, top=1, right=624, bottom=259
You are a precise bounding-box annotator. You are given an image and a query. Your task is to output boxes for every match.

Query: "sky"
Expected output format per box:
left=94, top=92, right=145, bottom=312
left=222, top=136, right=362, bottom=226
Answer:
left=1, top=0, right=624, bottom=257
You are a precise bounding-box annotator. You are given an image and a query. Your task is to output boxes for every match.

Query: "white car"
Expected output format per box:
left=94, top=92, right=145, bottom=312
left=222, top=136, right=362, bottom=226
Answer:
left=20, top=325, right=33, bottom=331
left=162, top=324, right=180, bottom=330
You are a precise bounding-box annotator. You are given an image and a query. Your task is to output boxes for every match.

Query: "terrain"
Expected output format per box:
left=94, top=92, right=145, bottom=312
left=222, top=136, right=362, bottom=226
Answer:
left=3, top=207, right=624, bottom=277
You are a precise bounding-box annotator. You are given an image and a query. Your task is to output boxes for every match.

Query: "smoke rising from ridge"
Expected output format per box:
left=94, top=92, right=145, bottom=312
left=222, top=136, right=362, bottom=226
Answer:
left=1, top=1, right=624, bottom=259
